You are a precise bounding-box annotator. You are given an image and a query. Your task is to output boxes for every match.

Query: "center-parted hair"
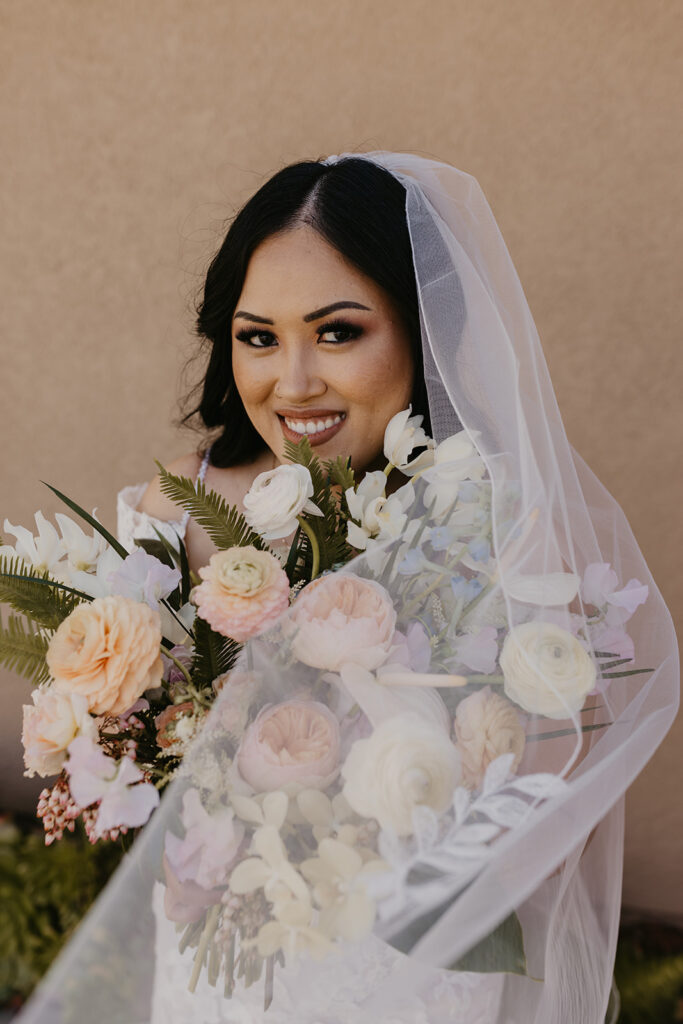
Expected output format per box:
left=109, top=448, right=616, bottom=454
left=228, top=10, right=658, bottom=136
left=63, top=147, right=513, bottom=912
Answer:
left=182, top=156, right=429, bottom=467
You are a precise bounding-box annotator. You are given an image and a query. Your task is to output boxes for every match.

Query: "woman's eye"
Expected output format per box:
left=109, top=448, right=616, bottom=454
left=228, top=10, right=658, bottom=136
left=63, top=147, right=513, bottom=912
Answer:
left=235, top=329, right=276, bottom=348
left=317, top=321, right=363, bottom=344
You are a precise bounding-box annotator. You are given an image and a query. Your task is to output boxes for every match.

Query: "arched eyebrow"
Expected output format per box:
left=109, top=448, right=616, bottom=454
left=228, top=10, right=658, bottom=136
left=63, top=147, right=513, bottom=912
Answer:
left=233, top=300, right=372, bottom=325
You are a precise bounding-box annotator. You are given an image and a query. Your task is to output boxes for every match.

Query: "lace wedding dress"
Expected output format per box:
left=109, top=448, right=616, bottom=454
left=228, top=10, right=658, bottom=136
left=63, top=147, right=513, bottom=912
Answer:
left=149, top=883, right=505, bottom=1024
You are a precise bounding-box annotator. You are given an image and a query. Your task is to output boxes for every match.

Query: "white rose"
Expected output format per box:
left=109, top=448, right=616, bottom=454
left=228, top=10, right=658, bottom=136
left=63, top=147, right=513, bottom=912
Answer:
left=243, top=464, right=323, bottom=541
left=22, top=688, right=96, bottom=778
left=341, top=712, right=461, bottom=836
left=500, top=621, right=596, bottom=719
left=383, top=407, right=435, bottom=476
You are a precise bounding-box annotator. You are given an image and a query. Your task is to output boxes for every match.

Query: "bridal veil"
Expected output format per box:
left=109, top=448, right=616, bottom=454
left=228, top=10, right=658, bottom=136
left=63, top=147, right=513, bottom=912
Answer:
left=16, top=151, right=679, bottom=1024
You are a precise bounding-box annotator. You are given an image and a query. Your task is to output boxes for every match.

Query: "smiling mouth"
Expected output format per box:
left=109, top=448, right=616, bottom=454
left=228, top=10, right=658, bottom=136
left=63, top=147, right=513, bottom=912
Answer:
left=277, top=411, right=347, bottom=446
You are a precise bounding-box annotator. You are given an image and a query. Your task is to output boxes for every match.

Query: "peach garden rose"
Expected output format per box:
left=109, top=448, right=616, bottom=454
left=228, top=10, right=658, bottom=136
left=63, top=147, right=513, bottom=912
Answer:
left=22, top=687, right=97, bottom=778
left=191, top=546, right=290, bottom=642
left=46, top=594, right=163, bottom=716
left=288, top=572, right=397, bottom=671
left=237, top=700, right=341, bottom=794
left=454, top=686, right=526, bottom=789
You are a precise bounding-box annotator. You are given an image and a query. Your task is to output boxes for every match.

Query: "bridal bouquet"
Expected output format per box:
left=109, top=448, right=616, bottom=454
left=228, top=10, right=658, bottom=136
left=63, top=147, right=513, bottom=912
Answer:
left=0, top=409, right=651, bottom=1002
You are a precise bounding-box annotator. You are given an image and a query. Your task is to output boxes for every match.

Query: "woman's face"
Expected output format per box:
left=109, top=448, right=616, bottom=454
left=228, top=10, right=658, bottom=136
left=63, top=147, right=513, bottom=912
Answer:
left=231, top=225, right=415, bottom=471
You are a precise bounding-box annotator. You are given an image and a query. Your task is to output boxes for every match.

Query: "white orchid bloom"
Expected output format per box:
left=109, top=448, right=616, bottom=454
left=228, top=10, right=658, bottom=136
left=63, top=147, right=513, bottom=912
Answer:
left=346, top=475, right=415, bottom=551
left=383, top=407, right=435, bottom=475
left=423, top=431, right=486, bottom=519
left=301, top=837, right=388, bottom=941
left=505, top=571, right=580, bottom=606
left=256, top=896, right=333, bottom=962
left=54, top=512, right=108, bottom=572
left=3, top=512, right=65, bottom=573
left=229, top=824, right=310, bottom=905
left=297, top=790, right=360, bottom=846
left=68, top=545, right=123, bottom=598
left=230, top=790, right=289, bottom=830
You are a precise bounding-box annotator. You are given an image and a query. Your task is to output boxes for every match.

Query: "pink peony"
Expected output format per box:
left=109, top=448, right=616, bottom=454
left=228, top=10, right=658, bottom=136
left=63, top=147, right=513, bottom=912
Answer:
left=191, top=546, right=290, bottom=642
left=288, top=572, right=396, bottom=671
left=454, top=687, right=526, bottom=789
left=237, top=700, right=340, bottom=794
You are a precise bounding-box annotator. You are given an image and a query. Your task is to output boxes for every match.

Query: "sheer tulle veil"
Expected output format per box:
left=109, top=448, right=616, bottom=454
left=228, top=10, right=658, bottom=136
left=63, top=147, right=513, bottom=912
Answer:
left=17, top=151, right=679, bottom=1024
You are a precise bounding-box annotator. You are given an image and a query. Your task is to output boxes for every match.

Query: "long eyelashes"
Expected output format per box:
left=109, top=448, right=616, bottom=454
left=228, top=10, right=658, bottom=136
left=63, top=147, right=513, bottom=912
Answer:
left=235, top=319, right=364, bottom=348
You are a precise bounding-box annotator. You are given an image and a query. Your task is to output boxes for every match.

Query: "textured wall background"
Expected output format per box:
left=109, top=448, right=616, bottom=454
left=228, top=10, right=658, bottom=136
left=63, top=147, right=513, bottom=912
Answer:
left=1, top=0, right=680, bottom=917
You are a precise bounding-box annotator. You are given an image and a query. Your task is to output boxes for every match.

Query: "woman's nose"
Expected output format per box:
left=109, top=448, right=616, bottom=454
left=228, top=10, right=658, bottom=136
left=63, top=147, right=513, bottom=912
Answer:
left=274, top=348, right=326, bottom=402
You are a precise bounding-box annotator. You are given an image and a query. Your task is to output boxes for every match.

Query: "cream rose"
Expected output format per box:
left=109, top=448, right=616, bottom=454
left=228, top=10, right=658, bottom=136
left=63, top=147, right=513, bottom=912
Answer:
left=500, top=621, right=596, bottom=719
left=454, top=686, right=526, bottom=788
left=288, top=572, right=396, bottom=671
left=237, top=700, right=340, bottom=794
left=22, top=687, right=96, bottom=778
left=342, top=712, right=461, bottom=836
left=46, top=595, right=163, bottom=715
left=243, top=464, right=323, bottom=541
left=191, top=546, right=290, bottom=642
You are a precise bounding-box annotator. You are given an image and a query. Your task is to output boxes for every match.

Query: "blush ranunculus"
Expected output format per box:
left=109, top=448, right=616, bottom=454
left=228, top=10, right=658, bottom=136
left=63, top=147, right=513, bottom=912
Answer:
left=191, top=546, right=290, bottom=642
left=454, top=686, right=526, bottom=789
left=288, top=572, right=396, bottom=671
left=237, top=700, right=340, bottom=794
left=46, top=595, right=163, bottom=716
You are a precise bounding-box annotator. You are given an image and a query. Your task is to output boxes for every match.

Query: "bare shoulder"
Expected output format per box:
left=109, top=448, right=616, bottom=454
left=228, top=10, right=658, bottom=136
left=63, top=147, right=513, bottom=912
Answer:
left=137, top=452, right=203, bottom=522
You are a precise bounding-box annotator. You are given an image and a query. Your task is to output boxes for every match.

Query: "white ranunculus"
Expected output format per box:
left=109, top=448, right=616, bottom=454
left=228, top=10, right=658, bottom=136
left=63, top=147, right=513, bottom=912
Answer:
left=500, top=621, right=596, bottom=719
left=243, top=464, right=323, bottom=541
left=341, top=712, right=461, bottom=836
left=383, top=407, right=435, bottom=476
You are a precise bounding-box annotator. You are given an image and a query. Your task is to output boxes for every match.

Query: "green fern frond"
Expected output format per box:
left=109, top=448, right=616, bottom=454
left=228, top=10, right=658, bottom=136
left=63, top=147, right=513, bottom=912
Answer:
left=0, top=613, right=50, bottom=686
left=0, top=555, right=85, bottom=630
left=325, top=454, right=355, bottom=493
left=191, top=616, right=240, bottom=687
left=155, top=462, right=265, bottom=552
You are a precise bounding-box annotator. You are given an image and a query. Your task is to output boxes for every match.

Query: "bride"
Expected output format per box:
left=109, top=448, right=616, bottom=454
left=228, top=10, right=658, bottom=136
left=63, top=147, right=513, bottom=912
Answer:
left=18, top=151, right=679, bottom=1024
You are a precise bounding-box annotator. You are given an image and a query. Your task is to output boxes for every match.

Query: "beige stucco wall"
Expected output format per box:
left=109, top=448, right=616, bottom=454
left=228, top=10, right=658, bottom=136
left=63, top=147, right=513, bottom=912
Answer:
left=1, top=1, right=680, bottom=916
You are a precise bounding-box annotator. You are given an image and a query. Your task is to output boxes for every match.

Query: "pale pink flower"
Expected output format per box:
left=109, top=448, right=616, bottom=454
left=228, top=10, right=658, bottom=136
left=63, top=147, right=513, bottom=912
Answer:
left=46, top=595, right=164, bottom=716
left=162, top=853, right=222, bottom=924
left=454, top=687, right=526, bottom=789
left=65, top=736, right=159, bottom=837
left=581, top=562, right=648, bottom=625
left=107, top=548, right=180, bottom=610
left=164, top=788, right=244, bottom=890
left=288, top=572, right=396, bottom=671
left=452, top=627, right=499, bottom=674
left=22, top=688, right=96, bottom=778
left=237, top=700, right=340, bottom=794
left=191, top=546, right=290, bottom=642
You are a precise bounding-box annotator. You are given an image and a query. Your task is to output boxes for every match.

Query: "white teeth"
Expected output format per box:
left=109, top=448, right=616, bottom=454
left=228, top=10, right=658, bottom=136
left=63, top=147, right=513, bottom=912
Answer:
left=283, top=413, right=344, bottom=436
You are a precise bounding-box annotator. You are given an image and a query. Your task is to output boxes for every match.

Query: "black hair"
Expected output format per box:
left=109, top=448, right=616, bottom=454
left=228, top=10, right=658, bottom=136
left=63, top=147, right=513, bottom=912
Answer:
left=180, top=156, right=429, bottom=467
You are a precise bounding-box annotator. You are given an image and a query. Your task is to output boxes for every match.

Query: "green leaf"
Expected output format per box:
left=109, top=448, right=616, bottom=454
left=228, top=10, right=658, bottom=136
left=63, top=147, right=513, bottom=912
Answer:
left=600, top=668, right=653, bottom=679
left=451, top=911, right=528, bottom=975
left=0, top=613, right=50, bottom=686
left=324, top=454, right=355, bottom=492
left=155, top=462, right=265, bottom=552
left=0, top=555, right=85, bottom=630
left=41, top=482, right=129, bottom=559
left=191, top=616, right=240, bottom=687
left=526, top=721, right=611, bottom=742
